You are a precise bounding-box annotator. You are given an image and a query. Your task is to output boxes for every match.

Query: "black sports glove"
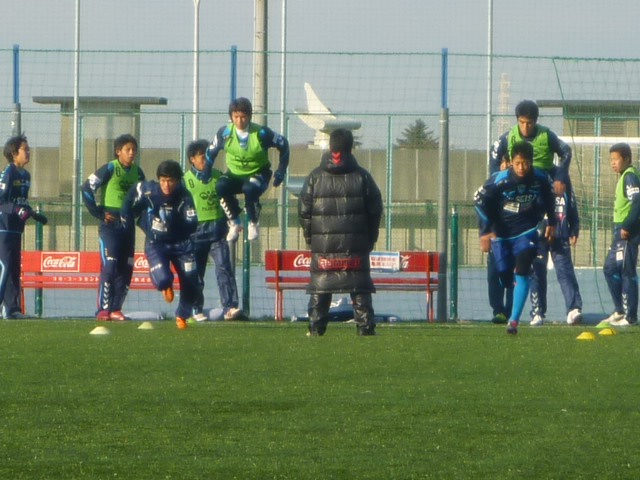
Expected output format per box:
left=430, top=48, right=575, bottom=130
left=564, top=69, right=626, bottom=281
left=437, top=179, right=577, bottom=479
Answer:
left=32, top=212, right=48, bottom=225
left=273, top=170, right=285, bottom=187
left=14, top=205, right=32, bottom=222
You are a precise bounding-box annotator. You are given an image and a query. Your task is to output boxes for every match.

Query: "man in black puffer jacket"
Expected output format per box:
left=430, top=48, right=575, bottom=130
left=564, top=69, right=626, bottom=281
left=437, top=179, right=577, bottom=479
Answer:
left=298, top=128, right=383, bottom=336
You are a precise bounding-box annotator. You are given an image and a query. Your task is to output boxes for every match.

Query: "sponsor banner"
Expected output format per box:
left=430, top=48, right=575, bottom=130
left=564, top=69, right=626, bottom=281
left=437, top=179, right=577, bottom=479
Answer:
left=40, top=252, right=80, bottom=273
left=133, top=253, right=150, bottom=273
left=317, top=256, right=362, bottom=271
left=370, top=251, right=401, bottom=272
left=287, top=251, right=403, bottom=272
left=291, top=252, right=311, bottom=269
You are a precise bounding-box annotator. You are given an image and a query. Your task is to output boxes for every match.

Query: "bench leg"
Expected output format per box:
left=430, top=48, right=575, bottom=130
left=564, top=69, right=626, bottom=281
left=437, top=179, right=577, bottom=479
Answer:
left=275, top=290, right=284, bottom=321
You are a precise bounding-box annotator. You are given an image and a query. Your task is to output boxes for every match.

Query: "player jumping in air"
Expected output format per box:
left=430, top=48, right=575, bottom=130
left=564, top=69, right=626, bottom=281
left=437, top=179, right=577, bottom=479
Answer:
left=207, top=97, right=289, bottom=242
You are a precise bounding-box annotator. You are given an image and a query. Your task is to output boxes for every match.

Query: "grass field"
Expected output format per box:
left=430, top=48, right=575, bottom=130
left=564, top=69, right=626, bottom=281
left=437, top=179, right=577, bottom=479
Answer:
left=1, top=319, right=639, bottom=479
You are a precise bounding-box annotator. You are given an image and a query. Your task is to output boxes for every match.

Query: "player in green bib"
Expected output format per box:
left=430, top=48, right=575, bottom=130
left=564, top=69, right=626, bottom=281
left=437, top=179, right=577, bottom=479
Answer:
left=490, top=100, right=581, bottom=327
left=81, top=134, right=145, bottom=321
left=207, top=97, right=290, bottom=242
left=184, top=140, right=241, bottom=321
left=603, top=143, right=640, bottom=326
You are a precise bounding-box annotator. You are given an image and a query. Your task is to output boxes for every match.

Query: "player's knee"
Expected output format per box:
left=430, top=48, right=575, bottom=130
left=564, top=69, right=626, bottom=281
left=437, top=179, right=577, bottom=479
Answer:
left=243, top=180, right=261, bottom=196
left=514, top=249, right=536, bottom=276
left=499, top=271, right=514, bottom=288
left=101, top=257, right=119, bottom=275
left=150, top=267, right=172, bottom=290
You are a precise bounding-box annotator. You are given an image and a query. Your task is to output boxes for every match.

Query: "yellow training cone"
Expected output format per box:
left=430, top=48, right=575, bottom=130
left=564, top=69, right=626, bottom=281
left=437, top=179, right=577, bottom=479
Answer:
left=90, top=326, right=110, bottom=335
left=598, top=328, right=617, bottom=336
left=576, top=331, right=596, bottom=341
left=138, top=321, right=154, bottom=330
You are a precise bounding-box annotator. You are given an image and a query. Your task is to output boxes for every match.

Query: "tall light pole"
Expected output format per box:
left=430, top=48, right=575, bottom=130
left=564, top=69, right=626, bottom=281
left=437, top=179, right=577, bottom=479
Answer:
left=486, top=0, right=494, bottom=174
left=253, top=0, right=268, bottom=125
left=193, top=0, right=201, bottom=140
left=278, top=0, right=287, bottom=248
left=72, top=0, right=82, bottom=250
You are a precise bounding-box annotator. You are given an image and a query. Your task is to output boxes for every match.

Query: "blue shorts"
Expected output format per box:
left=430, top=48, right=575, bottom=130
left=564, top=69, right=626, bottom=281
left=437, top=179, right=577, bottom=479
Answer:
left=491, top=228, right=538, bottom=273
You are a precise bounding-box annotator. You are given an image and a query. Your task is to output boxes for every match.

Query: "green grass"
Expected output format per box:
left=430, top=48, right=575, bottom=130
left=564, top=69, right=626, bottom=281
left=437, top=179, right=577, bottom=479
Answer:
left=1, top=320, right=639, bottom=479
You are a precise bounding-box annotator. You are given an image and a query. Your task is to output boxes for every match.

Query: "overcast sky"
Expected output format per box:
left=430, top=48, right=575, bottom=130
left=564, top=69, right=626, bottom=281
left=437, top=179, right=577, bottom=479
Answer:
left=6, top=0, right=640, bottom=58
left=5, top=0, right=639, bottom=149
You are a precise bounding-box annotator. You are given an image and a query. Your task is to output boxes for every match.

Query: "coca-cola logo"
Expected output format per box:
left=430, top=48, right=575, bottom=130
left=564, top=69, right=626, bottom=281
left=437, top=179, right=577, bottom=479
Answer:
left=292, top=253, right=311, bottom=269
left=134, top=254, right=150, bottom=272
left=40, top=252, right=80, bottom=272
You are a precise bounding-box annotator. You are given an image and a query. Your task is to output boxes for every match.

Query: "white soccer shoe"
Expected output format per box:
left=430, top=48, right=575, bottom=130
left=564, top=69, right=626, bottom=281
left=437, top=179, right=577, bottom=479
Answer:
left=609, top=317, right=633, bottom=327
left=226, top=220, right=243, bottom=242
left=224, top=307, right=242, bottom=321
left=603, top=312, right=625, bottom=324
left=566, top=308, right=582, bottom=325
left=248, top=221, right=260, bottom=241
left=192, top=313, right=208, bottom=322
left=530, top=314, right=544, bottom=326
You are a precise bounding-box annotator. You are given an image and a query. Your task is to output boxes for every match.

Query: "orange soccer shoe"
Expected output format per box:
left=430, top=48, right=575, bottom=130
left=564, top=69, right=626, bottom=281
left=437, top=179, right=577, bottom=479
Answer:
left=163, top=286, right=174, bottom=303
left=109, top=311, right=127, bottom=321
left=176, top=317, right=188, bottom=330
left=96, top=310, right=111, bottom=321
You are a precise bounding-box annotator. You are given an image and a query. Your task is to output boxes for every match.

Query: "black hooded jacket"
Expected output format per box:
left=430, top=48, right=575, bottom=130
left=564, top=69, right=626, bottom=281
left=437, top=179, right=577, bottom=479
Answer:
left=298, top=150, right=383, bottom=294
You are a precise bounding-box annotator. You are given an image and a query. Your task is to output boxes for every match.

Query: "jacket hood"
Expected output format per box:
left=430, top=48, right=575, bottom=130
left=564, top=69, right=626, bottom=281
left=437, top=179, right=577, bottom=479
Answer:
left=320, top=151, right=359, bottom=174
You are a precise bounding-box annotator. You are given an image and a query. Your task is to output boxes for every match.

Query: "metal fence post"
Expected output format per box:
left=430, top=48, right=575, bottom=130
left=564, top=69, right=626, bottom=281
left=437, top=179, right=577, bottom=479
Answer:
left=34, top=203, right=44, bottom=317
left=449, top=206, right=458, bottom=320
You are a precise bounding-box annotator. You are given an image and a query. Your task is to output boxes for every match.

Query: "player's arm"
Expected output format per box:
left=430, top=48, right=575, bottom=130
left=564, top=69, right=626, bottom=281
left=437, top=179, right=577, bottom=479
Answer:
left=548, top=130, right=572, bottom=183
left=0, top=167, right=38, bottom=222
left=81, top=163, right=112, bottom=219
left=259, top=127, right=290, bottom=186
left=489, top=135, right=508, bottom=175
left=620, top=173, right=640, bottom=239
left=540, top=175, right=557, bottom=241
left=120, top=181, right=145, bottom=229
left=206, top=126, right=228, bottom=166
left=179, top=189, right=199, bottom=235
left=473, top=180, right=497, bottom=235
left=474, top=180, right=499, bottom=251
left=567, top=189, right=580, bottom=244
left=0, top=167, right=16, bottom=214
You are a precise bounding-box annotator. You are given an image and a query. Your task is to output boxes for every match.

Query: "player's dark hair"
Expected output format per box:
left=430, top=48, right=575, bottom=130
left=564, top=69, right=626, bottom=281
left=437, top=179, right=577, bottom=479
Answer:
left=3, top=134, right=28, bottom=163
left=187, top=139, right=210, bottom=159
left=229, top=97, right=253, bottom=118
left=156, top=159, right=183, bottom=180
left=610, top=142, right=633, bottom=163
left=510, top=141, right=534, bottom=162
left=113, top=134, right=138, bottom=157
left=329, top=128, right=354, bottom=154
left=515, top=100, right=539, bottom=121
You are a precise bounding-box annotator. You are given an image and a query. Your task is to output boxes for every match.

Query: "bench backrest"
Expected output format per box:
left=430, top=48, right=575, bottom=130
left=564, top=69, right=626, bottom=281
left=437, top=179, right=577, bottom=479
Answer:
left=264, top=250, right=439, bottom=276
left=21, top=251, right=158, bottom=288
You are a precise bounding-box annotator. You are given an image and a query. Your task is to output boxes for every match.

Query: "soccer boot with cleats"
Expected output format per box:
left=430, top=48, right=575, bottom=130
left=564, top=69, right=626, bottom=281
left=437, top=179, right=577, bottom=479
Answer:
left=163, top=286, right=174, bottom=303
left=176, top=317, right=188, bottom=329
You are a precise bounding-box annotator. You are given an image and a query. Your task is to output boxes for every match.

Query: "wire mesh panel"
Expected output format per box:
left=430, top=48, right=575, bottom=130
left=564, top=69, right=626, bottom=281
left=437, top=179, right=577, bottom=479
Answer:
left=2, top=48, right=640, bottom=319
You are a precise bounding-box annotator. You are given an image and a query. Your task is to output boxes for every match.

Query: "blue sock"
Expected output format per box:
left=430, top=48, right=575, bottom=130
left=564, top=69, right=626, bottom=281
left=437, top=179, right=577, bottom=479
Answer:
left=509, top=274, right=530, bottom=323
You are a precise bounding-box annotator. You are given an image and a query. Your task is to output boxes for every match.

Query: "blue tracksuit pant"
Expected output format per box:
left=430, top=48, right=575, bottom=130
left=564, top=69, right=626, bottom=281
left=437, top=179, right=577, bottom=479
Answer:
left=603, top=229, right=640, bottom=322
left=145, top=239, right=199, bottom=319
left=530, top=240, right=582, bottom=317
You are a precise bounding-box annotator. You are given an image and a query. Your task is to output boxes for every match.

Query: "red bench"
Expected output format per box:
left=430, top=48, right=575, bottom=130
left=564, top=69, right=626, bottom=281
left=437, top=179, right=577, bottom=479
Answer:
left=20, top=250, right=176, bottom=291
left=265, top=250, right=439, bottom=322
